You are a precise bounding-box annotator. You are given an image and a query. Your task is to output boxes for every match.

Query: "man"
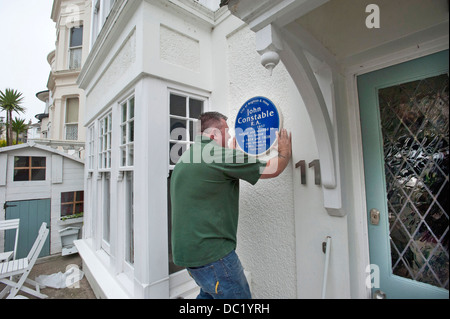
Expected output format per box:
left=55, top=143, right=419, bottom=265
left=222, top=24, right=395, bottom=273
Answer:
left=171, top=112, right=292, bottom=299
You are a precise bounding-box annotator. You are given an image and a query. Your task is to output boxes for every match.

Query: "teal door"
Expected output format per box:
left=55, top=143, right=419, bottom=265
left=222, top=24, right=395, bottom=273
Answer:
left=5, top=199, right=51, bottom=259
left=358, top=50, right=449, bottom=299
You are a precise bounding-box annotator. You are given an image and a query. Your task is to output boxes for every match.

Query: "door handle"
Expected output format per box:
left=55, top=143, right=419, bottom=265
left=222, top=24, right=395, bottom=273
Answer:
left=370, top=209, right=380, bottom=225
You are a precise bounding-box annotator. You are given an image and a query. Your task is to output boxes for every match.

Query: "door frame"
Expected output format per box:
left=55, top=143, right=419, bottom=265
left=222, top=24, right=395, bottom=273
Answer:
left=345, top=40, right=449, bottom=299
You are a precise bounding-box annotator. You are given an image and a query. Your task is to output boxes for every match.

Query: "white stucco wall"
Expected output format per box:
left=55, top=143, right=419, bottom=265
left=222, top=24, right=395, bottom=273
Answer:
left=220, top=19, right=353, bottom=299
left=223, top=25, right=298, bottom=299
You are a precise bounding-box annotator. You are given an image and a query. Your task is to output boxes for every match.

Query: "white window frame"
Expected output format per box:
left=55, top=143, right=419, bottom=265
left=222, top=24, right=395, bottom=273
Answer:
left=64, top=97, right=79, bottom=141
left=98, top=112, right=112, bottom=170
left=122, top=170, right=134, bottom=276
left=168, top=89, right=207, bottom=170
left=119, top=95, right=135, bottom=169
left=87, top=124, right=95, bottom=171
left=117, top=93, right=135, bottom=278
left=97, top=111, right=112, bottom=255
left=69, top=26, right=83, bottom=70
left=100, top=171, right=111, bottom=254
left=167, top=89, right=208, bottom=276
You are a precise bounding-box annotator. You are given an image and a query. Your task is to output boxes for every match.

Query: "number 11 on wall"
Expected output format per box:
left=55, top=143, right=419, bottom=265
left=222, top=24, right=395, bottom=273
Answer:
left=295, top=160, right=321, bottom=186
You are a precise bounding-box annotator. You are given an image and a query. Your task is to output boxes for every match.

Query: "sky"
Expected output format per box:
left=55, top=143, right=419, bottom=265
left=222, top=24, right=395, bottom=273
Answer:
left=0, top=0, right=55, bottom=124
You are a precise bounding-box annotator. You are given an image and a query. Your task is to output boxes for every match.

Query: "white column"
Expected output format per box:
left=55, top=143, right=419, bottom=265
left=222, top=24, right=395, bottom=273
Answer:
left=133, top=77, right=170, bottom=298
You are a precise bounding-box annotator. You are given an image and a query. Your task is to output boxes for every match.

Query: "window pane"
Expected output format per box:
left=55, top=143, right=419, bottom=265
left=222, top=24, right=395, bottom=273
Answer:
left=66, top=98, right=79, bottom=123
left=122, top=102, right=127, bottom=122
left=125, top=172, right=134, bottom=264
left=75, top=203, right=84, bottom=214
left=107, top=133, right=111, bottom=149
left=14, top=157, right=29, bottom=168
left=121, top=125, right=127, bottom=145
left=69, top=48, right=82, bottom=69
left=128, top=144, right=134, bottom=166
left=31, top=157, right=46, bottom=167
left=170, top=142, right=187, bottom=165
left=76, top=191, right=84, bottom=201
left=170, top=118, right=186, bottom=140
left=14, top=169, right=29, bottom=181
left=189, top=120, right=200, bottom=142
left=129, top=97, right=135, bottom=119
left=62, top=192, right=74, bottom=203
left=70, top=26, right=83, bottom=47
left=66, top=124, right=78, bottom=140
left=31, top=169, right=46, bottom=181
left=128, top=121, right=134, bottom=143
left=170, top=94, right=186, bottom=117
left=61, top=204, right=73, bottom=217
left=121, top=147, right=126, bottom=167
left=189, top=98, right=203, bottom=119
left=103, top=174, right=111, bottom=244
left=379, top=74, right=449, bottom=289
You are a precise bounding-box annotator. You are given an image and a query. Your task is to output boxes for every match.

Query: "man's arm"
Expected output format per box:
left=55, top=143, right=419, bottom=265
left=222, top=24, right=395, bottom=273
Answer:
left=260, top=129, right=292, bottom=179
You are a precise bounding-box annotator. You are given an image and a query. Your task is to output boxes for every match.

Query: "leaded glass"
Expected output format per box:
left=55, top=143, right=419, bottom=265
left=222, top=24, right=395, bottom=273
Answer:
left=378, top=73, right=449, bottom=290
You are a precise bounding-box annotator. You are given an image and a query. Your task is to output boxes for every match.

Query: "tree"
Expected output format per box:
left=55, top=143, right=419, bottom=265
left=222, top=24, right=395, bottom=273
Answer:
left=0, top=89, right=26, bottom=146
left=11, top=117, right=28, bottom=144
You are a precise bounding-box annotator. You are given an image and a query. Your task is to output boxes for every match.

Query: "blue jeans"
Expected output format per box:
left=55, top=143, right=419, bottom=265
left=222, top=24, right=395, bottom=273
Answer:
left=187, top=250, right=252, bottom=299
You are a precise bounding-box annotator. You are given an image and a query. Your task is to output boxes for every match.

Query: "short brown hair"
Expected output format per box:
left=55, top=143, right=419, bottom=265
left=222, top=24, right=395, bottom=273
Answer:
left=199, top=112, right=228, bottom=133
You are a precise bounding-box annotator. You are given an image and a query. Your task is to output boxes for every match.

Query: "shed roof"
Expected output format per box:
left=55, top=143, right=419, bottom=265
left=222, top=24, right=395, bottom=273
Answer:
left=0, top=142, right=84, bottom=165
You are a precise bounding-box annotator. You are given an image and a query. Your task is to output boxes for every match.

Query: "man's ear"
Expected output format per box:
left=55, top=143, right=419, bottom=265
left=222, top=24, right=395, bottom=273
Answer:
left=211, top=128, right=220, bottom=139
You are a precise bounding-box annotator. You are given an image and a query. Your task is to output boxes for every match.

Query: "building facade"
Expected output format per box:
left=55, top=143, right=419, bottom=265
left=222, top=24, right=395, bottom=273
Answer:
left=74, top=0, right=449, bottom=299
left=34, top=0, right=92, bottom=158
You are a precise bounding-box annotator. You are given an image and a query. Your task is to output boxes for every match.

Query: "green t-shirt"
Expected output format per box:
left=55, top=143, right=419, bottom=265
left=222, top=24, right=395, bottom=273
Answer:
left=170, top=136, right=266, bottom=267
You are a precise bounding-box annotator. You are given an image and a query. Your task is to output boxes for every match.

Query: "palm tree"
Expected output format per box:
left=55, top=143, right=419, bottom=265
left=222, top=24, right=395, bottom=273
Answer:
left=11, top=117, right=28, bottom=144
left=0, top=89, right=26, bottom=146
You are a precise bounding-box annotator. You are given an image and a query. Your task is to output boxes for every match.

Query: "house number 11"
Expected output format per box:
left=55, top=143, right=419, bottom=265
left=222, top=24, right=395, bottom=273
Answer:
left=295, top=160, right=321, bottom=186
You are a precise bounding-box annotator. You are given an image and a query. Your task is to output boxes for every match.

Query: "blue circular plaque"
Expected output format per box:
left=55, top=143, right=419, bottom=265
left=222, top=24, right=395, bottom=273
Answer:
left=235, top=96, right=281, bottom=156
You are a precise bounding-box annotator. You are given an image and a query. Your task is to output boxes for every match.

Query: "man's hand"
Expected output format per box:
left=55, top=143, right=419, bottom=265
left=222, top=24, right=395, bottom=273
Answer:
left=260, top=128, right=292, bottom=179
left=277, top=129, right=292, bottom=160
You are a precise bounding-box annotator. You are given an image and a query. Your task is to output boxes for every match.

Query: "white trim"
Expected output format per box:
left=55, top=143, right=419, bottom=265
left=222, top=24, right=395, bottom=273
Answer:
left=344, top=27, right=449, bottom=76
left=167, top=86, right=210, bottom=171
left=75, top=239, right=131, bottom=299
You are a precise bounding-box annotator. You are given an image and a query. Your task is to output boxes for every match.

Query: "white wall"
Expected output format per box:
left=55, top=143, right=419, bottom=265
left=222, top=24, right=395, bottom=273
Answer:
left=218, top=24, right=298, bottom=298
left=213, top=14, right=354, bottom=298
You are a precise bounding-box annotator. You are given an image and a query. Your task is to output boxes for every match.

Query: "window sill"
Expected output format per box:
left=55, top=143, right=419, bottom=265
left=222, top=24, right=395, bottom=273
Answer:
left=58, top=217, right=83, bottom=226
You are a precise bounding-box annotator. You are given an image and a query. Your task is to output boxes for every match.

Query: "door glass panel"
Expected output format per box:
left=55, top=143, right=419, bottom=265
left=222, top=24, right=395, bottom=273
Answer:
left=378, top=73, right=449, bottom=290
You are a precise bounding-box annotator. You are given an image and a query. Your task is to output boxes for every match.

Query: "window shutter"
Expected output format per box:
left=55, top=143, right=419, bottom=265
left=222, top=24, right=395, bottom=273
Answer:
left=52, top=155, right=63, bottom=184
left=0, top=154, right=7, bottom=186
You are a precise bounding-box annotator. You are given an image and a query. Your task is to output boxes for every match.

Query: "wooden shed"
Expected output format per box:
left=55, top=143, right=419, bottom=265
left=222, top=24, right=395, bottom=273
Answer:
left=0, top=142, right=85, bottom=258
